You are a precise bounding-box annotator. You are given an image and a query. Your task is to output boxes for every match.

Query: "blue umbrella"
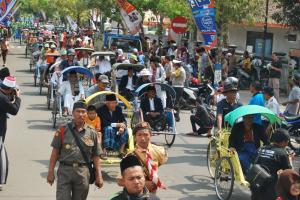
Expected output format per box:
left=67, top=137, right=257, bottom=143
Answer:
left=61, top=66, right=93, bottom=78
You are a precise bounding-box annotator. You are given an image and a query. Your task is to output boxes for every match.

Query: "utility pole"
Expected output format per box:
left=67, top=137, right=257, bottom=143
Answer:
left=262, top=0, right=270, bottom=63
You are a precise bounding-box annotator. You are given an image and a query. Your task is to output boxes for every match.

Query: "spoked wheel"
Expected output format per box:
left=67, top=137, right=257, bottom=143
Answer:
left=207, top=139, right=219, bottom=178
left=34, top=73, right=37, bottom=87
left=47, top=86, right=51, bottom=110
left=39, top=78, right=43, bottom=95
left=165, top=134, right=175, bottom=147
left=29, top=59, right=33, bottom=72
left=215, top=157, right=234, bottom=200
left=131, top=111, right=142, bottom=128
left=52, top=98, right=58, bottom=129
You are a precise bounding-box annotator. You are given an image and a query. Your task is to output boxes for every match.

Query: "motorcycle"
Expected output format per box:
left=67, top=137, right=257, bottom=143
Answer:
left=180, top=81, right=215, bottom=110
left=281, top=115, right=300, bottom=151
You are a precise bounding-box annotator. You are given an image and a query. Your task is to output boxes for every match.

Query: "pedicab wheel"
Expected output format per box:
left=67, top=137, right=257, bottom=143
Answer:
left=207, top=139, right=219, bottom=178
left=39, top=78, right=43, bottom=95
left=214, top=157, right=234, bottom=200
left=131, top=111, right=142, bottom=128
left=165, top=134, right=175, bottom=148
left=34, top=73, right=37, bottom=87
left=47, top=86, right=51, bottom=110
left=29, top=59, right=33, bottom=72
left=52, top=98, right=58, bottom=128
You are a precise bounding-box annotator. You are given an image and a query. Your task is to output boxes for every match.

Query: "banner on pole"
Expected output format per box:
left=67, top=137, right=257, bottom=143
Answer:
left=0, top=0, right=18, bottom=23
left=67, top=16, right=78, bottom=31
left=188, top=0, right=217, bottom=50
left=1, top=2, right=20, bottom=26
left=116, top=0, right=142, bottom=35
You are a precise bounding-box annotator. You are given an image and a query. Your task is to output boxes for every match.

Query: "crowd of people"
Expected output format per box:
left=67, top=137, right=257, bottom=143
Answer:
left=0, top=25, right=299, bottom=200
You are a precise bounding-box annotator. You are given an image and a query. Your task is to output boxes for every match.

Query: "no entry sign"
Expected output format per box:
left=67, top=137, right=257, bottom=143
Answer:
left=171, top=16, right=188, bottom=34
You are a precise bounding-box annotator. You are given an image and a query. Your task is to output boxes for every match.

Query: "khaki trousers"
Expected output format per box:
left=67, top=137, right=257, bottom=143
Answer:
left=268, top=78, right=280, bottom=101
left=56, top=164, right=90, bottom=200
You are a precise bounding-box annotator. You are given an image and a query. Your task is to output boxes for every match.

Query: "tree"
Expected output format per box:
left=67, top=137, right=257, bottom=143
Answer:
left=215, top=0, right=264, bottom=47
left=272, top=0, right=300, bottom=31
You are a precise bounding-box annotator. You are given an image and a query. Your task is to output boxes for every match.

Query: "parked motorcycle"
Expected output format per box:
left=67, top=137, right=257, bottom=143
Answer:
left=180, top=81, right=215, bottom=110
left=281, top=115, right=300, bottom=151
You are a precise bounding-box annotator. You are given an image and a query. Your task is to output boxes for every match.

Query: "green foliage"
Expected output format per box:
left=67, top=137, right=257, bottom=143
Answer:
left=272, top=0, right=300, bottom=30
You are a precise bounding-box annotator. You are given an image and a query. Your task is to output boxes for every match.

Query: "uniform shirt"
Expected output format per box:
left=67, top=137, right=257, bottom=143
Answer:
left=285, top=85, right=300, bottom=115
left=270, top=60, right=282, bottom=79
left=249, top=92, right=265, bottom=125
left=256, top=144, right=292, bottom=180
left=171, top=67, right=186, bottom=87
left=51, top=122, right=101, bottom=163
left=266, top=96, right=280, bottom=115
left=131, top=144, right=167, bottom=180
left=217, top=99, right=242, bottom=128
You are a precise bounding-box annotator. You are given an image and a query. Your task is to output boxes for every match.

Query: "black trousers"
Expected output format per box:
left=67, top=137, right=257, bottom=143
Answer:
left=250, top=181, right=277, bottom=200
left=190, top=115, right=210, bottom=135
left=144, top=114, right=166, bottom=130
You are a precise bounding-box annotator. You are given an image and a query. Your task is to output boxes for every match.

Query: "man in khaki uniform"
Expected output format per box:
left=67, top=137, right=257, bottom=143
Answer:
left=47, top=101, right=103, bottom=200
left=117, top=122, right=167, bottom=193
left=132, top=122, right=167, bottom=192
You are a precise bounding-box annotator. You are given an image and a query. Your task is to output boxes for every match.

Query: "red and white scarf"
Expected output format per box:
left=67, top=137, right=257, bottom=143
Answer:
left=146, top=149, right=166, bottom=189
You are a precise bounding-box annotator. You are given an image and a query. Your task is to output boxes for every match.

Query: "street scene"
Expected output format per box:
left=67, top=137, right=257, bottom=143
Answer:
left=0, top=0, right=300, bottom=200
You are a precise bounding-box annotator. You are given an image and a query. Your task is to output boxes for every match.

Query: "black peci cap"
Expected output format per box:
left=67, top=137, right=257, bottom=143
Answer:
left=120, top=154, right=142, bottom=174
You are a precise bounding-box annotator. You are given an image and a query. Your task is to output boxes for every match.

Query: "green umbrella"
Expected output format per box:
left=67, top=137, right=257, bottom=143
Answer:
left=224, top=105, right=281, bottom=126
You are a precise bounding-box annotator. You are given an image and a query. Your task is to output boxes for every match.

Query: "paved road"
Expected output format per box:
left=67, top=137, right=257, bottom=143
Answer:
left=0, top=44, right=297, bottom=200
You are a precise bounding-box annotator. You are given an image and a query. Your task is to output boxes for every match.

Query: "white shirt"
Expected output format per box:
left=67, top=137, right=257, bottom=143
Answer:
left=149, top=98, right=155, bottom=111
left=58, top=81, right=85, bottom=98
left=266, top=96, right=280, bottom=115
left=150, top=65, right=166, bottom=83
left=126, top=76, right=134, bottom=90
left=95, top=59, right=111, bottom=74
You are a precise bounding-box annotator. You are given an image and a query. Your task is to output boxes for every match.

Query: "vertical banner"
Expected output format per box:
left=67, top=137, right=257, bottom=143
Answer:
left=1, top=2, right=20, bottom=26
left=116, top=0, right=142, bottom=35
left=67, top=16, right=78, bottom=31
left=188, top=0, right=217, bottom=51
left=0, top=0, right=18, bottom=23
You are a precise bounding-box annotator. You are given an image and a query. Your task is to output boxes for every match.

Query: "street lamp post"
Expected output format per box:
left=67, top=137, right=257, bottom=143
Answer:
left=262, top=0, right=270, bottom=63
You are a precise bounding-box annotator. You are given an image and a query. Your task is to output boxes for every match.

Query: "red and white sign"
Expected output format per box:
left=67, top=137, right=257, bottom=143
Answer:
left=171, top=16, right=188, bottom=34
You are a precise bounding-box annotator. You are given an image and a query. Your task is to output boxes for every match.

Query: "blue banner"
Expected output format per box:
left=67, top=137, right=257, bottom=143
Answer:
left=188, top=0, right=217, bottom=50
left=0, top=0, right=17, bottom=23
left=194, top=8, right=216, bottom=33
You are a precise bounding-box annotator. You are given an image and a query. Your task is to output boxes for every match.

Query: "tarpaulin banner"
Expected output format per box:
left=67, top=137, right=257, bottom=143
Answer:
left=67, top=16, right=78, bottom=31
left=188, top=0, right=217, bottom=50
left=116, top=0, right=142, bottom=35
left=1, top=2, right=20, bottom=26
left=0, top=0, right=18, bottom=23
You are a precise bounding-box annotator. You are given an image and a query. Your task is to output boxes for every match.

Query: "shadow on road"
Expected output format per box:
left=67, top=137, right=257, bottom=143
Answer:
left=27, top=119, right=52, bottom=131
left=168, top=175, right=215, bottom=200
left=27, top=104, right=48, bottom=111
left=15, top=69, right=32, bottom=74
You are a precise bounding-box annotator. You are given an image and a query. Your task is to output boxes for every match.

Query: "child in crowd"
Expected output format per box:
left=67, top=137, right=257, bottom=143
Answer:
left=85, top=105, right=102, bottom=144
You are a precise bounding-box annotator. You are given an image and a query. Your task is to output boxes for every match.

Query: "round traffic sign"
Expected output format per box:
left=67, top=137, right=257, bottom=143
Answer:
left=171, top=16, right=188, bottom=34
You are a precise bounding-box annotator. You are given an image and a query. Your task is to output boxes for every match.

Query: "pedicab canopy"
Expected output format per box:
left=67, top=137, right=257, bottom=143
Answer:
left=74, top=47, right=95, bottom=53
left=134, top=82, right=176, bottom=101
left=224, top=105, right=282, bottom=127
left=61, top=66, right=94, bottom=78
left=90, top=51, right=116, bottom=58
left=85, top=91, right=133, bottom=110
left=112, top=63, right=144, bottom=71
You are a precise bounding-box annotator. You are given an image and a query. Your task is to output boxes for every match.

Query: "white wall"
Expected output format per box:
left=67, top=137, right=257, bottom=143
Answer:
left=228, top=24, right=300, bottom=54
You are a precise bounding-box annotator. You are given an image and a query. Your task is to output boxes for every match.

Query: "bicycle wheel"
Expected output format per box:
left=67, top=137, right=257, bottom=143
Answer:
left=52, top=97, right=58, bottom=128
left=165, top=134, right=175, bottom=147
left=39, top=78, right=43, bottom=95
left=207, top=139, right=219, bottom=178
left=29, top=58, right=33, bottom=72
left=214, top=157, right=234, bottom=200
left=47, top=86, right=51, bottom=110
